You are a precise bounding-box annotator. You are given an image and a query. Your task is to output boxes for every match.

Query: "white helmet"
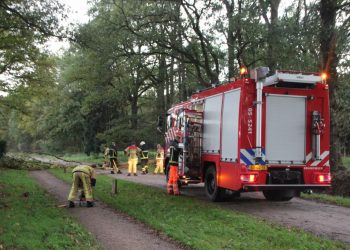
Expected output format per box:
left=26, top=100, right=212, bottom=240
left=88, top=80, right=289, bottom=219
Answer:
left=140, top=141, right=146, bottom=146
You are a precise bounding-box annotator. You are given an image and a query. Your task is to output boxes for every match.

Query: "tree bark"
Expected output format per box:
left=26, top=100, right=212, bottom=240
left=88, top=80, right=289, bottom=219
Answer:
left=157, top=53, right=166, bottom=115
left=267, top=0, right=280, bottom=72
left=223, top=0, right=235, bottom=79
left=130, top=94, right=138, bottom=129
left=259, top=0, right=281, bottom=72
left=319, top=0, right=344, bottom=171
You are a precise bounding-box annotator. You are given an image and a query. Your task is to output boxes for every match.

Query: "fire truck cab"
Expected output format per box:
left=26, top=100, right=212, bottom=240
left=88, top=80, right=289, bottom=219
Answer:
left=163, top=67, right=331, bottom=201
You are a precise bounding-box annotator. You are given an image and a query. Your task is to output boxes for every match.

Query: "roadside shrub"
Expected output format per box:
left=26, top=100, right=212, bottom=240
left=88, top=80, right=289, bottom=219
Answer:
left=331, top=170, right=350, bottom=197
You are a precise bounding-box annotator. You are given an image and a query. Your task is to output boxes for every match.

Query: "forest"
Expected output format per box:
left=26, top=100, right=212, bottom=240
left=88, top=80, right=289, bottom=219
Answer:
left=0, top=0, right=350, bottom=178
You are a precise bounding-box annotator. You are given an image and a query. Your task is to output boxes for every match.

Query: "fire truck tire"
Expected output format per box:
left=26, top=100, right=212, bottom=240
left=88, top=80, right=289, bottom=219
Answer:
left=205, top=166, right=224, bottom=202
left=262, top=189, right=295, bottom=201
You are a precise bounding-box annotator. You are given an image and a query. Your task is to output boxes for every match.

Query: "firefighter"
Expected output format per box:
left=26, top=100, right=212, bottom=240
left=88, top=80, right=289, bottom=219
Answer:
left=154, top=144, right=164, bottom=174
left=109, top=142, right=122, bottom=174
left=167, top=135, right=181, bottom=195
left=124, top=143, right=141, bottom=176
left=139, top=141, right=149, bottom=174
left=103, top=145, right=110, bottom=169
left=68, top=164, right=97, bottom=208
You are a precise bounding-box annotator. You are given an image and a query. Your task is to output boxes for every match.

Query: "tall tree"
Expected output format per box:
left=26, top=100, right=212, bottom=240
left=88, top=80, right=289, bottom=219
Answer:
left=0, top=0, right=67, bottom=91
left=259, top=0, right=281, bottom=72
left=319, top=0, right=350, bottom=171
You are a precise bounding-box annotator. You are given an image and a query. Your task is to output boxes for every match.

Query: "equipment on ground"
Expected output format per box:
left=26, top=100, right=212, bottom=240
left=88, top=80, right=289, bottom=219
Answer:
left=91, top=178, right=96, bottom=186
left=162, top=67, right=331, bottom=201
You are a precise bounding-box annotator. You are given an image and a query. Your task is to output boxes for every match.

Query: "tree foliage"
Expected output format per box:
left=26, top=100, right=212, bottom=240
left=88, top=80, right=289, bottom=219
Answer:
left=0, top=0, right=67, bottom=90
left=1, top=0, right=350, bottom=177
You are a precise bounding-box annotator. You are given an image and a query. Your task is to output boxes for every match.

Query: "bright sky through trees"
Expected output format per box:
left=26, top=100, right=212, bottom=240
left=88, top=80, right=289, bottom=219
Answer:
left=46, top=0, right=89, bottom=54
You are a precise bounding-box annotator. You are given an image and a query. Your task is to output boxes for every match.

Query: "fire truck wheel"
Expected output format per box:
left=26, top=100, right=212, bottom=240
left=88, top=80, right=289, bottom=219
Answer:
left=205, top=166, right=224, bottom=202
left=262, top=189, right=296, bottom=201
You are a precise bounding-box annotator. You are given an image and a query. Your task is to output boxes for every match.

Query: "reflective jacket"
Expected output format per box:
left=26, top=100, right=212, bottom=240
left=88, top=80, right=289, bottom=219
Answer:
left=108, top=148, right=118, bottom=159
left=124, top=145, right=141, bottom=159
left=72, top=165, right=95, bottom=178
left=169, top=139, right=181, bottom=165
left=140, top=144, right=149, bottom=159
left=156, top=148, right=164, bottom=160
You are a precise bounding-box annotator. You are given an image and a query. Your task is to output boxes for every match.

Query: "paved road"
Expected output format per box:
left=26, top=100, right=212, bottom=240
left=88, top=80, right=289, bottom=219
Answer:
left=100, top=169, right=350, bottom=245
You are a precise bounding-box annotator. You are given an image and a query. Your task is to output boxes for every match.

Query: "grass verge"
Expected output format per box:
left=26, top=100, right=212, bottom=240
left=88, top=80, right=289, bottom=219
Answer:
left=0, top=168, right=102, bottom=250
left=50, top=168, right=348, bottom=250
left=58, top=153, right=105, bottom=164
left=343, top=157, right=350, bottom=170
left=301, top=192, right=350, bottom=207
left=61, top=153, right=157, bottom=172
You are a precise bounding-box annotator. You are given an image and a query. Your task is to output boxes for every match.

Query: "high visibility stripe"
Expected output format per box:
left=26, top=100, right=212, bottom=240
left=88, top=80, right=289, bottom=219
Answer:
left=72, top=170, right=89, bottom=175
left=311, top=151, right=329, bottom=166
left=240, top=151, right=253, bottom=165
left=306, top=152, right=312, bottom=163
left=240, top=149, right=266, bottom=165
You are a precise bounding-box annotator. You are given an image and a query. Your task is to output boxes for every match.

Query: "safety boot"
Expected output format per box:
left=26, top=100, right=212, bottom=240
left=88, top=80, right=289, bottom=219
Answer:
left=127, top=173, right=131, bottom=176
left=134, top=173, right=138, bottom=176
left=87, top=201, right=94, bottom=207
left=68, top=201, right=75, bottom=208
left=117, top=170, right=122, bottom=174
left=110, top=171, right=115, bottom=174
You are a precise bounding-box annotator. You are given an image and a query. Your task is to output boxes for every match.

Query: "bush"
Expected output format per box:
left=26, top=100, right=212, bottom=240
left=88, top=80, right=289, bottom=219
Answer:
left=331, top=170, right=350, bottom=197
left=0, top=140, right=7, bottom=158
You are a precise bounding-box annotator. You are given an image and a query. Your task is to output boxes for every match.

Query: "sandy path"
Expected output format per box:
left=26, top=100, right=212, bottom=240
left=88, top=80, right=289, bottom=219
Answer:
left=30, top=171, right=184, bottom=250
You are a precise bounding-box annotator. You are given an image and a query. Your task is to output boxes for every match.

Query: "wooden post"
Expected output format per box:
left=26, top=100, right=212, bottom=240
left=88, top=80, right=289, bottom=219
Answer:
left=111, top=179, right=118, bottom=195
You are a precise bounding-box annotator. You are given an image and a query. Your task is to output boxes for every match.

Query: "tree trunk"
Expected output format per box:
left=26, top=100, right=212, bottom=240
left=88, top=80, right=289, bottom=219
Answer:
left=259, top=0, right=281, bottom=72
left=157, top=53, right=166, bottom=116
left=170, top=62, right=175, bottom=104
left=267, top=0, right=280, bottom=72
left=178, top=55, right=188, bottom=101
left=223, top=0, right=235, bottom=79
left=319, top=0, right=343, bottom=172
left=130, top=96, right=138, bottom=129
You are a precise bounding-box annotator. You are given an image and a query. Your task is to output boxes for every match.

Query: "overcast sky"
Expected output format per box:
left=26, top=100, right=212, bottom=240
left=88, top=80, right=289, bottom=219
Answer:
left=46, top=0, right=89, bottom=54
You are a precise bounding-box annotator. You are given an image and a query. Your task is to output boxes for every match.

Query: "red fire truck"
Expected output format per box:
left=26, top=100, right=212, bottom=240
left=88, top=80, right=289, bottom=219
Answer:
left=162, top=67, right=331, bottom=201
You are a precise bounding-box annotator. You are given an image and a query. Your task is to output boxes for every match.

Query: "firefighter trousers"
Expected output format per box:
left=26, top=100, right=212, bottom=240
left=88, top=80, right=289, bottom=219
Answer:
left=68, top=172, right=93, bottom=202
left=167, top=165, right=180, bottom=195
left=154, top=159, right=164, bottom=174
left=141, top=158, right=148, bottom=173
left=128, top=158, right=138, bottom=174
left=110, top=158, right=120, bottom=172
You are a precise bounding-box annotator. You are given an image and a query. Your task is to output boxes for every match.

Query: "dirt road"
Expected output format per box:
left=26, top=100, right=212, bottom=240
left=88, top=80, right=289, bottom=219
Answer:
left=26, top=153, right=350, bottom=245
left=30, top=171, right=184, bottom=250
left=99, top=170, right=350, bottom=244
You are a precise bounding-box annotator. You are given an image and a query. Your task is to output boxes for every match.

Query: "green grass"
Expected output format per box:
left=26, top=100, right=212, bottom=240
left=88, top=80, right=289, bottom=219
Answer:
left=301, top=192, right=350, bottom=207
left=59, top=153, right=105, bottom=164
left=343, top=157, right=350, bottom=169
left=0, top=168, right=102, bottom=250
left=50, top=168, right=348, bottom=250
left=61, top=151, right=156, bottom=164
left=61, top=152, right=157, bottom=172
